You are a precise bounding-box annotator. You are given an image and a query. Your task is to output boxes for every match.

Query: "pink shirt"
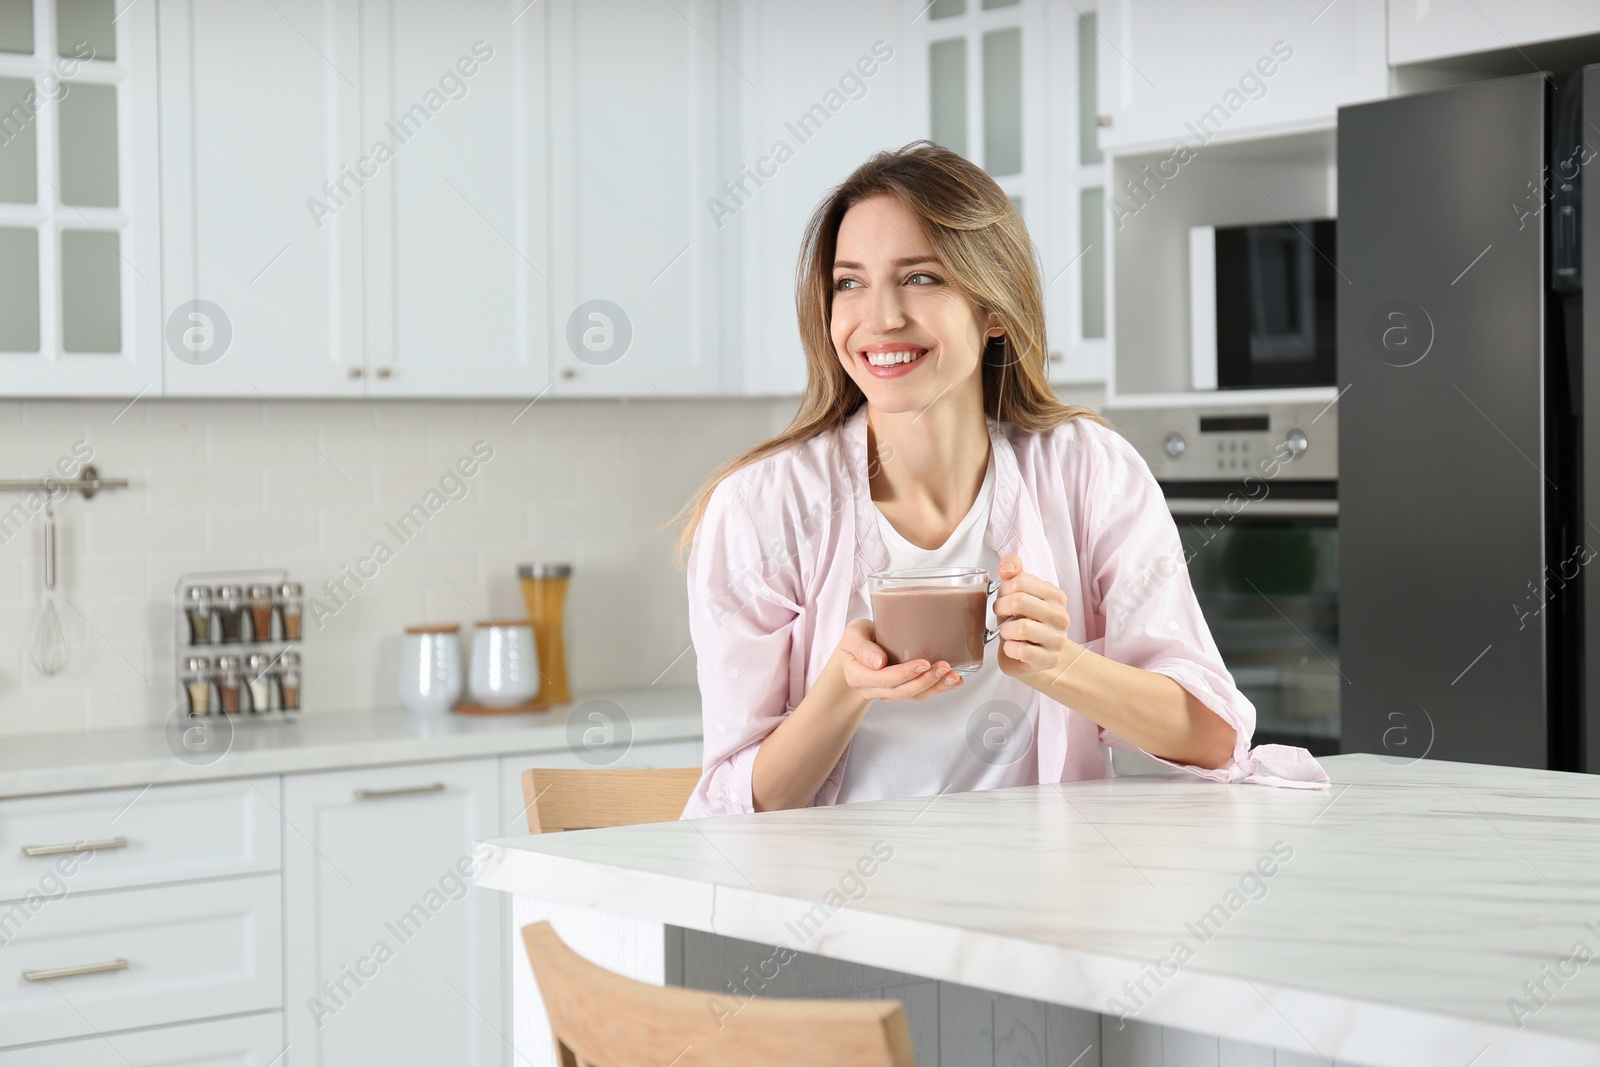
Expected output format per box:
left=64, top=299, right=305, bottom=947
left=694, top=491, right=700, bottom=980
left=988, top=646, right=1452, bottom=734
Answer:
left=680, top=404, right=1329, bottom=819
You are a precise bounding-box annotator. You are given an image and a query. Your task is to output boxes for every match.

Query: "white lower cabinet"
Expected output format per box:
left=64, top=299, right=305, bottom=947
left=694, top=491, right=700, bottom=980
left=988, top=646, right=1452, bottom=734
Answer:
left=0, top=875, right=282, bottom=1048
left=0, top=734, right=704, bottom=1064
left=283, top=758, right=503, bottom=1067
left=0, top=777, right=281, bottom=901
left=0, top=1013, right=285, bottom=1066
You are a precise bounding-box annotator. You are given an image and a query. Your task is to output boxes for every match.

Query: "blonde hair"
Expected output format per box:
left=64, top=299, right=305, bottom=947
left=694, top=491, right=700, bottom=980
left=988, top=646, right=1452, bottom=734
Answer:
left=667, top=139, right=1102, bottom=566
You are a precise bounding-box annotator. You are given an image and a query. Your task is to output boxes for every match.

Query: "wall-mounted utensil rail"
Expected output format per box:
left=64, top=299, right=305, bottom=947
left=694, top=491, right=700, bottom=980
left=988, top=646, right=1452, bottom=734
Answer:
left=0, top=465, right=128, bottom=500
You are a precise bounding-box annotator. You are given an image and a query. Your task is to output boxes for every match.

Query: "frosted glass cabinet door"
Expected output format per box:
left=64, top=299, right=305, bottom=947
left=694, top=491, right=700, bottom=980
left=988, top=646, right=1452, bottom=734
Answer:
left=547, top=0, right=727, bottom=396
left=157, top=0, right=364, bottom=396
left=0, top=2, right=160, bottom=397
left=358, top=0, right=550, bottom=398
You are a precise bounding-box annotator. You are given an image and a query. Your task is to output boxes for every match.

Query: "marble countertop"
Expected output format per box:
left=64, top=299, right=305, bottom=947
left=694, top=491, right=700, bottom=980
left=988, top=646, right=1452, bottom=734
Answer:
left=476, top=754, right=1600, bottom=1067
left=0, top=687, right=702, bottom=799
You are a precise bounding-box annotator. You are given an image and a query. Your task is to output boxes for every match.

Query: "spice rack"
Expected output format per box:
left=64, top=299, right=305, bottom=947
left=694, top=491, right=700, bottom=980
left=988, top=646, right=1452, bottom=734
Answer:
left=175, top=569, right=303, bottom=719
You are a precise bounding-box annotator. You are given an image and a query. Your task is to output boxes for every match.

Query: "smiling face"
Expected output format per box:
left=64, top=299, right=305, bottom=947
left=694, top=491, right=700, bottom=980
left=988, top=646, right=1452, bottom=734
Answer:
left=830, top=194, right=999, bottom=415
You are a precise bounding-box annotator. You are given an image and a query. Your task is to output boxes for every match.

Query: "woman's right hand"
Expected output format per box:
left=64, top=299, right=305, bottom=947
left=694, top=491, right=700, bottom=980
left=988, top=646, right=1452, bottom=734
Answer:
left=836, top=618, right=964, bottom=701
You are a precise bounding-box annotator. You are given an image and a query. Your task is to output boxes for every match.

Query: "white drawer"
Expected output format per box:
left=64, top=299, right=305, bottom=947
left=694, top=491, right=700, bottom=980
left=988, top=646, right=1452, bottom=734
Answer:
left=0, top=875, right=282, bottom=1048
left=0, top=1012, right=284, bottom=1065
left=0, top=778, right=281, bottom=901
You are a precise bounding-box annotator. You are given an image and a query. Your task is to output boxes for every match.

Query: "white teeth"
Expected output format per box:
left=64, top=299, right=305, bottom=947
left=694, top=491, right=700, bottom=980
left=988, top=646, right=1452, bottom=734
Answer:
left=866, top=349, right=926, bottom=367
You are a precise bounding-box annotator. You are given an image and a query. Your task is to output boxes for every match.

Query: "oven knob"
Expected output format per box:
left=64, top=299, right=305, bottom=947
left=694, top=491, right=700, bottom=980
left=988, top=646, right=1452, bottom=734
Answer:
left=1284, top=428, right=1309, bottom=458
left=1163, top=432, right=1186, bottom=459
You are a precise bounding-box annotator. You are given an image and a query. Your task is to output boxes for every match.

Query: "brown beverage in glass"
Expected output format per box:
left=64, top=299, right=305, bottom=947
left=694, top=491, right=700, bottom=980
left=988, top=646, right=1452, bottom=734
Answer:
left=868, top=567, right=998, bottom=674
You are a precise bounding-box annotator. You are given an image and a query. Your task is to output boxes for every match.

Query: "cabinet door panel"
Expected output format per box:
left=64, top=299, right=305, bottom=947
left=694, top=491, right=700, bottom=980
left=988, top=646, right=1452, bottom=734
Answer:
left=1096, top=0, right=1386, bottom=153
left=361, top=0, right=549, bottom=397
left=158, top=0, right=363, bottom=396
left=1389, top=0, right=1600, bottom=66
left=283, top=758, right=501, bottom=1067
left=732, top=1, right=913, bottom=397
left=548, top=0, right=722, bottom=396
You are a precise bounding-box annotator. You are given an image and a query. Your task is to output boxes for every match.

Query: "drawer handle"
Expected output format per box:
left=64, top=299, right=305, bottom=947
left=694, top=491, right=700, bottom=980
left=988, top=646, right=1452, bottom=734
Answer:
left=22, top=836, right=128, bottom=858
left=24, top=959, right=129, bottom=982
left=353, top=783, right=445, bottom=801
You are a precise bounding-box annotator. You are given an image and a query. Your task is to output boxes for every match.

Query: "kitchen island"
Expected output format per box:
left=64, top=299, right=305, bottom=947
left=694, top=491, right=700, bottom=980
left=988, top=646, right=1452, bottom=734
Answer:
left=474, top=754, right=1600, bottom=1067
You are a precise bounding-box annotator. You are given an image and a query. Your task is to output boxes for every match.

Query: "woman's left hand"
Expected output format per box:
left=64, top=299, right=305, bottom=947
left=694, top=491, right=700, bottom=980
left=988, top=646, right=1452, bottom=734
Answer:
left=994, top=553, right=1082, bottom=688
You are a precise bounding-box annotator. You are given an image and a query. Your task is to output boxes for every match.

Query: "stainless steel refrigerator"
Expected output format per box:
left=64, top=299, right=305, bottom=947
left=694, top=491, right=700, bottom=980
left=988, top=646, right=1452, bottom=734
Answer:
left=1338, top=68, right=1599, bottom=772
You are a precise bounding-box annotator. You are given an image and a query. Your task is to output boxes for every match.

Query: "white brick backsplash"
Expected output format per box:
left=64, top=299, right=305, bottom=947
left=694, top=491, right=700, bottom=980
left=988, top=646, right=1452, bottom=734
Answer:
left=0, top=389, right=1113, bottom=738
left=0, top=396, right=803, bottom=736
left=85, top=511, right=209, bottom=555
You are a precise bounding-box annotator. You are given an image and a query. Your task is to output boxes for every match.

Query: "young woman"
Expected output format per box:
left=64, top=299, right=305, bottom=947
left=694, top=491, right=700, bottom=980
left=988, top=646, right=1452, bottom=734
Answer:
left=671, top=142, right=1326, bottom=817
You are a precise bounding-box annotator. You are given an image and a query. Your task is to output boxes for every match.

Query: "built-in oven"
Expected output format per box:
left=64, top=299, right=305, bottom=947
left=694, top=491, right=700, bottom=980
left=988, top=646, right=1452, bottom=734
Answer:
left=1110, top=401, right=1340, bottom=756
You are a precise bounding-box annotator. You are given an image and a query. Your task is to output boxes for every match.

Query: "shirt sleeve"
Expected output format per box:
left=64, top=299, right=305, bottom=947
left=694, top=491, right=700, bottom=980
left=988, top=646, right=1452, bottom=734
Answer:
left=1076, top=422, right=1264, bottom=781
left=678, top=471, right=804, bottom=818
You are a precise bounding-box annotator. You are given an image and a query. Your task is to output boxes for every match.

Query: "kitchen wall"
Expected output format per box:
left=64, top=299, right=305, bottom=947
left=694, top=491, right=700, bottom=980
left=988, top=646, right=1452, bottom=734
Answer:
left=0, top=386, right=1103, bottom=737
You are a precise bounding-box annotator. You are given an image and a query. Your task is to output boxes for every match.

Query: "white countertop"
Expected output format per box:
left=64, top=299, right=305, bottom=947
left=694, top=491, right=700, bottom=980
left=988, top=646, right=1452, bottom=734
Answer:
left=475, top=754, right=1600, bottom=1067
left=0, top=687, right=702, bottom=799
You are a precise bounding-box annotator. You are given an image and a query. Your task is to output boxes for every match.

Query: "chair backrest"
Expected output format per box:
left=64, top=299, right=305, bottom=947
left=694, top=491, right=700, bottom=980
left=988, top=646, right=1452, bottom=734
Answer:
left=521, top=921, right=916, bottom=1067
left=520, top=767, right=702, bottom=834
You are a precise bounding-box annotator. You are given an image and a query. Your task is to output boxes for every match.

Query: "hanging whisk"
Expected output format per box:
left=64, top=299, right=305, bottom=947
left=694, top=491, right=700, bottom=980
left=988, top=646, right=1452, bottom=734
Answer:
left=29, top=502, right=67, bottom=676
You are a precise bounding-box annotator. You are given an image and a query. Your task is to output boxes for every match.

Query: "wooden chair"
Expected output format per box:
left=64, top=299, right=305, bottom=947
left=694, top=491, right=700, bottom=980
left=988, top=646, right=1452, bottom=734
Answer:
left=521, top=921, right=916, bottom=1067
left=519, top=767, right=702, bottom=834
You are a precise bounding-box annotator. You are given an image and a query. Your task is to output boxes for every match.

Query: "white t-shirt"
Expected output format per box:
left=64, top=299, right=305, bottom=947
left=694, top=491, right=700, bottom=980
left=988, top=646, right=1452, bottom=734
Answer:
left=835, top=454, right=1041, bottom=804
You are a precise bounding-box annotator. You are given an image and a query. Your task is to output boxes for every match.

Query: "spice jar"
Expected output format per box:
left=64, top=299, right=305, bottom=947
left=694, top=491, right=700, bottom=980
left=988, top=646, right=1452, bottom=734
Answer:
left=245, top=653, right=274, bottom=713
left=216, top=586, right=245, bottom=644
left=278, top=649, right=302, bottom=711
left=247, top=585, right=276, bottom=643
left=517, top=563, right=571, bottom=704
left=216, top=654, right=244, bottom=714
left=182, top=656, right=212, bottom=716
left=182, top=586, right=213, bottom=645
left=278, top=582, right=304, bottom=641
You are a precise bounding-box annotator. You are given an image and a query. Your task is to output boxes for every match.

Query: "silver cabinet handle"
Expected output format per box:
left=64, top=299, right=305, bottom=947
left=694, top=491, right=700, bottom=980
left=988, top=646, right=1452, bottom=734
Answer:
left=25, top=959, right=129, bottom=982
left=22, top=836, right=128, bottom=858
left=354, top=783, right=445, bottom=801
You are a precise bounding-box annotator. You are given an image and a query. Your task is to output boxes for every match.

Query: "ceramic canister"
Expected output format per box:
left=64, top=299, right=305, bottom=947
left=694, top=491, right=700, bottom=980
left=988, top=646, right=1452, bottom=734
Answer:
left=399, top=624, right=464, bottom=714
left=468, top=620, right=539, bottom=708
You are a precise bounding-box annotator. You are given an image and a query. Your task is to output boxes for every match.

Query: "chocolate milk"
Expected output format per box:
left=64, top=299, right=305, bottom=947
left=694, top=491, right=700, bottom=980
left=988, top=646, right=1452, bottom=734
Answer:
left=870, top=584, right=988, bottom=670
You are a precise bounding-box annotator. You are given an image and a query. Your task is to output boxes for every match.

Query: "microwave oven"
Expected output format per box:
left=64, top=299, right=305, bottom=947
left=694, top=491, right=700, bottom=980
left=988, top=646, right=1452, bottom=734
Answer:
left=1190, top=219, right=1337, bottom=390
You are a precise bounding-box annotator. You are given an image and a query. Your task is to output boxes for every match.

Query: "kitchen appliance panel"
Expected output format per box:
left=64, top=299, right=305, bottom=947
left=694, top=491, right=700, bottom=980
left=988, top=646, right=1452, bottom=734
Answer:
left=1338, top=75, right=1549, bottom=768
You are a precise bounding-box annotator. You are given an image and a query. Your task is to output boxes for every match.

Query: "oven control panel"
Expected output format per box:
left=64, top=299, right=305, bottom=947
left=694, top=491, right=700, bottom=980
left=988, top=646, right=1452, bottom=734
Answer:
left=1107, top=401, right=1338, bottom=483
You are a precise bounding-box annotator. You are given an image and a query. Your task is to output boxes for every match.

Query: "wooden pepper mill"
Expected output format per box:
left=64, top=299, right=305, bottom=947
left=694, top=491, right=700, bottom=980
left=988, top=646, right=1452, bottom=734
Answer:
left=518, top=563, right=571, bottom=705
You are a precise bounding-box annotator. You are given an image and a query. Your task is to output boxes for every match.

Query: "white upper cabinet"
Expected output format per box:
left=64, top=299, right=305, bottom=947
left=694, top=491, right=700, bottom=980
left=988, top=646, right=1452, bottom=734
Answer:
left=546, top=0, right=724, bottom=396
left=1095, top=0, right=1387, bottom=153
left=360, top=1, right=549, bottom=397
left=0, top=0, right=161, bottom=397
left=1389, top=1, right=1600, bottom=66
left=729, top=1, right=915, bottom=397
left=158, top=0, right=364, bottom=396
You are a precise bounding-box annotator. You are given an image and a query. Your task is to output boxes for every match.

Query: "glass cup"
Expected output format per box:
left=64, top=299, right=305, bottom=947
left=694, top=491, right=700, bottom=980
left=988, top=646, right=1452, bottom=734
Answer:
left=867, top=567, right=1000, bottom=674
